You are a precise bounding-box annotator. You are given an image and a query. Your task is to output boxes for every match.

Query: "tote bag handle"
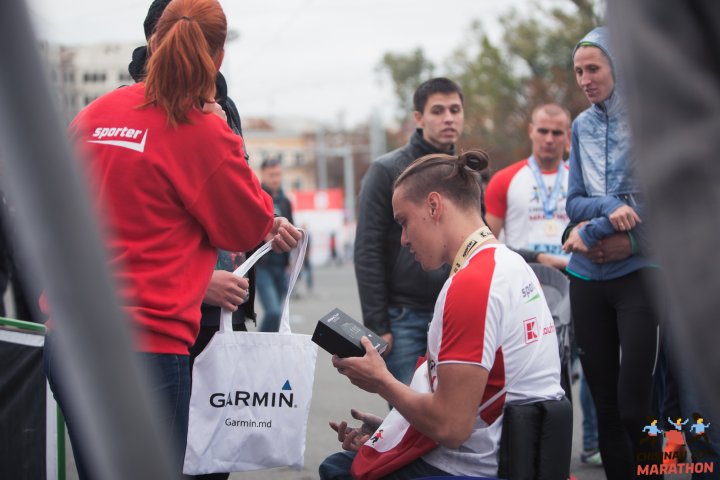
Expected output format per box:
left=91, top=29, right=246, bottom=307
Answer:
left=219, top=229, right=308, bottom=335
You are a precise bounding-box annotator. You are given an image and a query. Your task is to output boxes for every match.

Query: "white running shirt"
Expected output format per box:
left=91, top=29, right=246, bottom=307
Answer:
left=485, top=159, right=570, bottom=257
left=421, top=244, right=564, bottom=477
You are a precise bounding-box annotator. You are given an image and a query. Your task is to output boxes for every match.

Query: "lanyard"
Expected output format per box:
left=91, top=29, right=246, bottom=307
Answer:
left=527, top=155, right=565, bottom=219
left=450, top=226, right=495, bottom=276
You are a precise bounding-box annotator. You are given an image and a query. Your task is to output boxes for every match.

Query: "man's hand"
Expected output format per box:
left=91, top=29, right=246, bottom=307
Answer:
left=536, top=253, right=569, bottom=270
left=609, top=204, right=641, bottom=232
left=203, top=271, right=249, bottom=311
left=584, top=232, right=632, bottom=264
left=328, top=409, right=384, bottom=452
left=266, top=217, right=301, bottom=253
left=333, top=337, right=395, bottom=393
left=201, top=100, right=227, bottom=123
left=562, top=226, right=589, bottom=254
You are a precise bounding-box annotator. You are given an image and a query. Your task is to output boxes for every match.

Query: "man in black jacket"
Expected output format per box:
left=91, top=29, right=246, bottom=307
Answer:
left=354, top=78, right=464, bottom=386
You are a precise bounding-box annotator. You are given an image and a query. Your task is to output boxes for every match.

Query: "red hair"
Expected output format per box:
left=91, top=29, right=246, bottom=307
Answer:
left=143, top=0, right=227, bottom=126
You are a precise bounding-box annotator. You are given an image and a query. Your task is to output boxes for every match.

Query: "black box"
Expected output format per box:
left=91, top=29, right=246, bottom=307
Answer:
left=312, top=308, right=388, bottom=358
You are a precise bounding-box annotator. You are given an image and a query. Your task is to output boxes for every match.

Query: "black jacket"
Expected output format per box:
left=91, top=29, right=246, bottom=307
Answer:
left=354, top=129, right=453, bottom=335
left=257, top=185, right=294, bottom=269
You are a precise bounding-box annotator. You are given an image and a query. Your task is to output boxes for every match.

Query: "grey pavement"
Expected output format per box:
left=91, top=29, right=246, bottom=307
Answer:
left=63, top=262, right=610, bottom=479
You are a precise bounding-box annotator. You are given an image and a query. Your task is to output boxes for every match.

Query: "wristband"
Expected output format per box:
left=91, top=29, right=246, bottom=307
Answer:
left=561, top=223, right=577, bottom=245
left=627, top=231, right=638, bottom=255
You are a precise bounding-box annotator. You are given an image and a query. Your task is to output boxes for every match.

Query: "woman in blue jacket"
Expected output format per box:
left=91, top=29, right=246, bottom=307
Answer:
left=563, top=27, right=661, bottom=478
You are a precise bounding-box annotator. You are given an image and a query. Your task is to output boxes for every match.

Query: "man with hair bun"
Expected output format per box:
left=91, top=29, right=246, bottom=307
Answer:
left=321, top=150, right=565, bottom=479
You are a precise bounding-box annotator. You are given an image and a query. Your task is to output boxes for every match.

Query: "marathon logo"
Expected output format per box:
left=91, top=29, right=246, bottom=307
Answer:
left=88, top=126, right=148, bottom=153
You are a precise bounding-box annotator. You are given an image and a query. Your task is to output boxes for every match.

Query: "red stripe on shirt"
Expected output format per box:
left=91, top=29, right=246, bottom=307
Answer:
left=480, top=346, right=506, bottom=425
left=438, top=247, right=496, bottom=364
left=484, top=159, right=528, bottom=218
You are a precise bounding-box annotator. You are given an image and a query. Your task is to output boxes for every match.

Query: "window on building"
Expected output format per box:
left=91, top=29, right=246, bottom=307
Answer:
left=294, top=152, right=305, bottom=166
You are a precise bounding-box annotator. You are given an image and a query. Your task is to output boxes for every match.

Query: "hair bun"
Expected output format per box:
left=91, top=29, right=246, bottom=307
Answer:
left=459, top=149, right=489, bottom=172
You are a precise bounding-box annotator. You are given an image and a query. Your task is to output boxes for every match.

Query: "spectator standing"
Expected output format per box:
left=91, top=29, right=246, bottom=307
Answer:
left=43, top=1, right=300, bottom=477
left=485, top=103, right=571, bottom=271
left=562, top=26, right=661, bottom=478
left=354, top=77, right=464, bottom=386
left=256, top=157, right=294, bottom=332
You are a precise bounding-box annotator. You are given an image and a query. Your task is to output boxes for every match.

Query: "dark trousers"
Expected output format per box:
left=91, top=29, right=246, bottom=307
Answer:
left=44, top=335, right=191, bottom=479
left=570, top=269, right=661, bottom=479
left=186, top=322, right=248, bottom=480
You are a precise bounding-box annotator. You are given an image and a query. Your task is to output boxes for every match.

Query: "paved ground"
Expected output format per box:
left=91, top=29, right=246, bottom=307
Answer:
left=63, top=262, right=611, bottom=479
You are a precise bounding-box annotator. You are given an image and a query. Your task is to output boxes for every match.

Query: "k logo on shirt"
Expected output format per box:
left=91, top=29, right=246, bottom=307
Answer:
left=523, top=318, right=539, bottom=344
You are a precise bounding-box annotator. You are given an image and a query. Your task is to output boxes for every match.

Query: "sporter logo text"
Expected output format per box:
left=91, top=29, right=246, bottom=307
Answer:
left=88, top=126, right=148, bottom=153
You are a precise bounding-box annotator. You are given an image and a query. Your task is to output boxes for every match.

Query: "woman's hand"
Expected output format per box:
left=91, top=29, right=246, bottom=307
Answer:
left=266, top=217, right=302, bottom=253
left=201, top=100, right=227, bottom=123
left=609, top=204, right=641, bottom=232
left=203, top=271, right=249, bottom=311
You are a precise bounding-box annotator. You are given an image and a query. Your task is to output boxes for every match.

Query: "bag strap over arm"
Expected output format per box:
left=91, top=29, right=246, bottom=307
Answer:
left=219, top=230, right=308, bottom=335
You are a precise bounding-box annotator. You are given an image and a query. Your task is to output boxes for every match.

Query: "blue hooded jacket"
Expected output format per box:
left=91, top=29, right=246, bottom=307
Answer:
left=566, top=27, right=653, bottom=280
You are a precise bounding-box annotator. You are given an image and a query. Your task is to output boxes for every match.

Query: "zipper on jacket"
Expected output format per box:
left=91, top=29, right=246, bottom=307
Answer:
left=604, top=109, right=609, bottom=196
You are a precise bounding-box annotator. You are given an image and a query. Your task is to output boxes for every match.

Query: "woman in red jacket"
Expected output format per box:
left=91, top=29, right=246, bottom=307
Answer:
left=43, top=0, right=300, bottom=477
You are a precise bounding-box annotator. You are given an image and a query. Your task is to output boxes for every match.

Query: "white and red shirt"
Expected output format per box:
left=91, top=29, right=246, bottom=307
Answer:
left=422, top=244, right=563, bottom=477
left=485, top=159, right=569, bottom=256
left=68, top=83, right=274, bottom=354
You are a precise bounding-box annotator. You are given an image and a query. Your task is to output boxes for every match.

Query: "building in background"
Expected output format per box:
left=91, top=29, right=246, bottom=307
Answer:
left=39, top=41, right=138, bottom=123
left=244, top=116, right=319, bottom=192
left=38, top=42, right=391, bottom=266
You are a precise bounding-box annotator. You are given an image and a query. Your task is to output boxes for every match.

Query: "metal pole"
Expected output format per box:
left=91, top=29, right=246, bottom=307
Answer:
left=342, top=147, right=355, bottom=222
left=369, top=109, right=386, bottom=161
left=316, top=126, right=328, bottom=190
left=0, top=2, right=173, bottom=479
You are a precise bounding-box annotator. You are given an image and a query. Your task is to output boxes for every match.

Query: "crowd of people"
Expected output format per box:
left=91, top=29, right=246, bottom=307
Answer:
left=0, top=0, right=716, bottom=478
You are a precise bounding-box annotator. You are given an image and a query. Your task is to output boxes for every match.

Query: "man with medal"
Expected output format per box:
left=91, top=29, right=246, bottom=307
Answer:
left=485, top=103, right=572, bottom=270
left=320, top=150, right=565, bottom=480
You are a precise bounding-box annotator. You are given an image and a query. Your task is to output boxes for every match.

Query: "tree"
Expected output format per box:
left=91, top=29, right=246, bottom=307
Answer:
left=376, top=48, right=435, bottom=122
left=379, top=0, right=605, bottom=171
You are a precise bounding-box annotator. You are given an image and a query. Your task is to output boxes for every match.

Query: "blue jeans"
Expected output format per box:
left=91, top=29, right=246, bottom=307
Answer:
left=256, top=264, right=288, bottom=332
left=384, top=307, right=432, bottom=386
left=580, top=374, right=599, bottom=451
left=136, top=352, right=191, bottom=476
left=319, top=450, right=450, bottom=480
left=44, top=334, right=191, bottom=479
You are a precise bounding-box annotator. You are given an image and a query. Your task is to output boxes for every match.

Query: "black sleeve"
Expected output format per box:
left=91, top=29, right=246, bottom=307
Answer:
left=354, top=162, right=394, bottom=335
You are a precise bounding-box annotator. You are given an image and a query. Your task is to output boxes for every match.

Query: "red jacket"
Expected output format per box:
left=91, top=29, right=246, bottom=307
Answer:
left=70, top=83, right=274, bottom=354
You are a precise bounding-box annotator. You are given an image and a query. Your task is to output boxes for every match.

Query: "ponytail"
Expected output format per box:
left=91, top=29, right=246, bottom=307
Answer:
left=143, top=0, right=227, bottom=126
left=394, top=149, right=489, bottom=212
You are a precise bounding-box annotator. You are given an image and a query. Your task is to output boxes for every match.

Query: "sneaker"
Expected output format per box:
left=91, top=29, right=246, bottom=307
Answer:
left=580, top=448, right=602, bottom=466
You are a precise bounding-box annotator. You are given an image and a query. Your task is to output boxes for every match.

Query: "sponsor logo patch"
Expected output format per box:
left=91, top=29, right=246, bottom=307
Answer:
left=523, top=318, right=539, bottom=344
left=88, top=126, right=148, bottom=153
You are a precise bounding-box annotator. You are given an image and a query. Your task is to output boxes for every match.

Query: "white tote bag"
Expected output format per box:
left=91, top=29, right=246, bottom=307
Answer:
left=184, top=232, right=318, bottom=474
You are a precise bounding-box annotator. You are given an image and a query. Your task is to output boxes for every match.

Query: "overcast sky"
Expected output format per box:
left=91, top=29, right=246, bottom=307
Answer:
left=27, top=0, right=536, bottom=126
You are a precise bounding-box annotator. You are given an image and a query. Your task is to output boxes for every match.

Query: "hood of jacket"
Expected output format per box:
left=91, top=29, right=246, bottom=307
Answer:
left=572, top=26, right=639, bottom=196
